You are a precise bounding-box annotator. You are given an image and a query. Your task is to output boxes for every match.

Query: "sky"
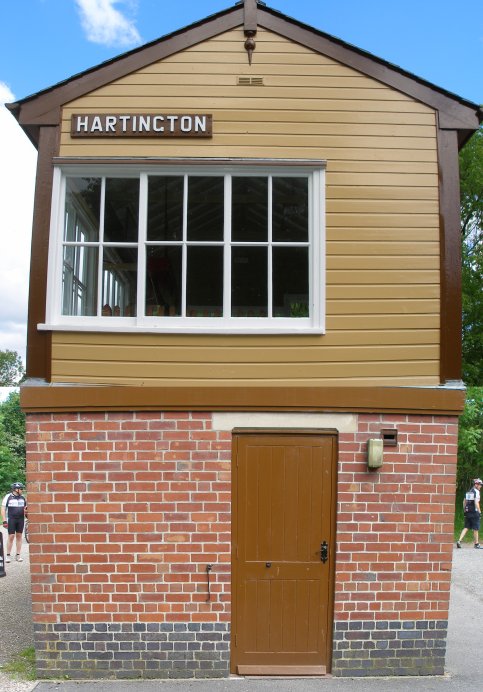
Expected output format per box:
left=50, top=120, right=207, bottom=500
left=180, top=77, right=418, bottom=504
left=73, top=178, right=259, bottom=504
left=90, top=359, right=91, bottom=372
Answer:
left=0, top=0, right=481, bottom=395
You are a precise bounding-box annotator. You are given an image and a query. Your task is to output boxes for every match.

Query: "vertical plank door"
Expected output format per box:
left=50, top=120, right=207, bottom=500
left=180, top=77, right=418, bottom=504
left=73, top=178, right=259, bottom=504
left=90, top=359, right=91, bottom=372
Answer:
left=231, top=430, right=336, bottom=675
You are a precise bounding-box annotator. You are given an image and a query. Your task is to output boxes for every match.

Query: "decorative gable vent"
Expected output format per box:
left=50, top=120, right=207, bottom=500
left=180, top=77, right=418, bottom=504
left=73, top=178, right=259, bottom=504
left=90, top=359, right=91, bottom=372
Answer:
left=237, top=76, right=264, bottom=86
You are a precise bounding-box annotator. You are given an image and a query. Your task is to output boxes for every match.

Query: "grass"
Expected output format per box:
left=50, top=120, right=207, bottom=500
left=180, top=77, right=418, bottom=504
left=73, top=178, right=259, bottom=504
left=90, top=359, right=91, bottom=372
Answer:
left=0, top=647, right=37, bottom=681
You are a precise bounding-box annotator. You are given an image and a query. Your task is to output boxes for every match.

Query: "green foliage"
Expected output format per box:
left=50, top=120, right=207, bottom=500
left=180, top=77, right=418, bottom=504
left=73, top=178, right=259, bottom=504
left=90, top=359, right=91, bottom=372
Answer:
left=289, top=302, right=309, bottom=317
left=0, top=391, right=26, bottom=496
left=0, top=647, right=37, bottom=681
left=0, top=349, right=25, bottom=386
left=460, top=128, right=483, bottom=386
left=457, top=387, right=483, bottom=491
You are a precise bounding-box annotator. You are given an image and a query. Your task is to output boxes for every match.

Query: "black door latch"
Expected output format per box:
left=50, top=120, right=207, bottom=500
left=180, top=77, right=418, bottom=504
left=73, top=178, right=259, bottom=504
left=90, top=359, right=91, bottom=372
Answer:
left=320, top=541, right=328, bottom=563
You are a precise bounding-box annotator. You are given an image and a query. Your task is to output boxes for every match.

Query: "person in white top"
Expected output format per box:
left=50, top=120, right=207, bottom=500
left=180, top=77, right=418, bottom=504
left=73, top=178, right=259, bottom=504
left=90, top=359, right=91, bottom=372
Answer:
left=456, top=478, right=482, bottom=549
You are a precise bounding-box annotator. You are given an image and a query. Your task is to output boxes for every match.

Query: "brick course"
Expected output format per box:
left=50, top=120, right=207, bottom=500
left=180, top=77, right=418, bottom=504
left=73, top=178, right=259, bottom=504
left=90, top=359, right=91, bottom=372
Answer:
left=26, top=411, right=458, bottom=678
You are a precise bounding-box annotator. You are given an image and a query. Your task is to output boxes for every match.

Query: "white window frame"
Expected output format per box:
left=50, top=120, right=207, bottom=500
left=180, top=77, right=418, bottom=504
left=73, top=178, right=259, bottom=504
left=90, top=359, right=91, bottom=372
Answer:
left=42, top=162, right=326, bottom=335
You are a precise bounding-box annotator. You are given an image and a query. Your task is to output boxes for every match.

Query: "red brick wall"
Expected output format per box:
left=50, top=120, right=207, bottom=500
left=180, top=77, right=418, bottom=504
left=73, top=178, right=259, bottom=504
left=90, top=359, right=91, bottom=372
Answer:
left=336, top=414, right=458, bottom=623
left=26, top=412, right=458, bottom=628
left=26, top=412, right=233, bottom=625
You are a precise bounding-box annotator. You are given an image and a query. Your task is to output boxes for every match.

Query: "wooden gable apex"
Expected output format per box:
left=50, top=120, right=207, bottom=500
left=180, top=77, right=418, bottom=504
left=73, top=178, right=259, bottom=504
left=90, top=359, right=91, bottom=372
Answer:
left=7, top=0, right=482, bottom=147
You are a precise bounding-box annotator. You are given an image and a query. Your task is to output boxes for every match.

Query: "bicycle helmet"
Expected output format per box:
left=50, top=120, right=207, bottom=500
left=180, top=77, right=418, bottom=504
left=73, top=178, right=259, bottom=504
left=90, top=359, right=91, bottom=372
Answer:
left=11, top=482, right=25, bottom=491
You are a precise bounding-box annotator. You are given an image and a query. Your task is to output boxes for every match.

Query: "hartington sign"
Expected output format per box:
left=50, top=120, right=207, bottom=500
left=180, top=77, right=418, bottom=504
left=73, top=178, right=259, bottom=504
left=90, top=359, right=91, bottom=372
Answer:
left=71, top=113, right=213, bottom=138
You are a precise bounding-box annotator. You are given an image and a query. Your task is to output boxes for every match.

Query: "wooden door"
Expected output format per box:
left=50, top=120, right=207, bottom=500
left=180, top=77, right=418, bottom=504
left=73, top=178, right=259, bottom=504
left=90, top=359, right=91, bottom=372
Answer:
left=231, top=430, right=336, bottom=676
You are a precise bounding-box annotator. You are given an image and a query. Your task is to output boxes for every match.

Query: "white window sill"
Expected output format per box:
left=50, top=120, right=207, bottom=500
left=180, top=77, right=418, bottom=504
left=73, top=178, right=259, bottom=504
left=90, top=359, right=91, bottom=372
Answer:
left=38, top=321, right=325, bottom=336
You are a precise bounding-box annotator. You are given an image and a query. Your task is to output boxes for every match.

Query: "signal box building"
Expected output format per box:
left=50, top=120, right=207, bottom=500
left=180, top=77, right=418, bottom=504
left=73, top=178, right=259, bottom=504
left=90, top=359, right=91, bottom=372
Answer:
left=8, top=0, right=482, bottom=680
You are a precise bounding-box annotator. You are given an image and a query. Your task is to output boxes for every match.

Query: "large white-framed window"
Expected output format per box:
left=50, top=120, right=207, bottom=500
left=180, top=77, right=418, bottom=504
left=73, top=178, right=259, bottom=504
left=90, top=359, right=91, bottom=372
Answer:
left=44, top=163, right=326, bottom=334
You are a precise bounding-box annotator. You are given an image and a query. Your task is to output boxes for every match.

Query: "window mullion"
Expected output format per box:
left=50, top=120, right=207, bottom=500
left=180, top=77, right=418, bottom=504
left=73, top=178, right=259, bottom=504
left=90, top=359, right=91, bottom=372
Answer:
left=97, top=177, right=106, bottom=317
left=224, top=174, right=232, bottom=320
left=267, top=175, right=273, bottom=318
left=137, top=174, right=148, bottom=320
left=182, top=174, right=188, bottom=317
left=49, top=169, right=64, bottom=323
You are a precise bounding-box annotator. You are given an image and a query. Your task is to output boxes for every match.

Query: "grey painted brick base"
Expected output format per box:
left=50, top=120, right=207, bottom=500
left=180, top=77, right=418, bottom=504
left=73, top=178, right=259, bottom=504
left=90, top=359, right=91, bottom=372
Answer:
left=34, top=618, right=447, bottom=679
left=33, top=622, right=230, bottom=680
left=332, top=620, right=447, bottom=676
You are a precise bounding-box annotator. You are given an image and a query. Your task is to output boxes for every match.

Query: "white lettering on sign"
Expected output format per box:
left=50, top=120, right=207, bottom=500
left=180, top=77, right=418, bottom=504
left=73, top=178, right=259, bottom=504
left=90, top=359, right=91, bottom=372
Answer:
left=152, top=116, right=164, bottom=132
left=71, top=113, right=213, bottom=138
left=76, top=115, right=89, bottom=132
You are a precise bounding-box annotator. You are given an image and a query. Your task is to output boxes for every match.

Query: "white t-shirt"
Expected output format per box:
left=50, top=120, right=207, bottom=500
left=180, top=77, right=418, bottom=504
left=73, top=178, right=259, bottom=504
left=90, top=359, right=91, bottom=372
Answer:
left=2, top=493, right=27, bottom=517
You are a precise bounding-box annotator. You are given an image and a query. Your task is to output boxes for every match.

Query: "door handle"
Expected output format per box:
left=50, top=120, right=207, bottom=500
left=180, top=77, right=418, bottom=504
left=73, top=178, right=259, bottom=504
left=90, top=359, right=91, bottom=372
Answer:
left=320, top=541, right=328, bottom=563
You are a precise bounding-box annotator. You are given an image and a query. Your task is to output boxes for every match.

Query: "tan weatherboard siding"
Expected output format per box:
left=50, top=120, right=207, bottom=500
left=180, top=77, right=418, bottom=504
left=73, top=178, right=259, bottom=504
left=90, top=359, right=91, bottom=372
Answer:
left=54, top=27, right=440, bottom=387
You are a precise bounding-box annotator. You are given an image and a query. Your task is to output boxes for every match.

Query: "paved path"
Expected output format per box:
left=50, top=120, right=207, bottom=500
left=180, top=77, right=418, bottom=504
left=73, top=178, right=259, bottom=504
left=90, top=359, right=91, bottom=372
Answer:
left=0, top=526, right=34, bottom=692
left=1, top=535, right=481, bottom=692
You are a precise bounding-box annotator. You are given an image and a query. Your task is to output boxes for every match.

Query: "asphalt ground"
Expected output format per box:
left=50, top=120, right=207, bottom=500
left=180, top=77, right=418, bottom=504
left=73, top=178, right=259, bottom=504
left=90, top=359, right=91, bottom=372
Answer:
left=0, top=529, right=482, bottom=692
left=0, top=525, right=34, bottom=692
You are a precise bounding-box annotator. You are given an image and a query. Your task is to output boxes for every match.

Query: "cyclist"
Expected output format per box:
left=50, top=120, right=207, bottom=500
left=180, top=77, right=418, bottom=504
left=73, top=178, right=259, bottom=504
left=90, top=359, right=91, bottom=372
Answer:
left=1, top=482, right=27, bottom=562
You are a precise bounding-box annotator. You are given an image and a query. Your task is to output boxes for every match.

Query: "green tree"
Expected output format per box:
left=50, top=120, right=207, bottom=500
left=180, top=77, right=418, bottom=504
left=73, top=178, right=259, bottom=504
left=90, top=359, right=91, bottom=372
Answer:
left=457, top=386, right=483, bottom=490
left=455, top=129, right=483, bottom=529
left=460, top=127, right=483, bottom=386
left=0, top=392, right=26, bottom=496
left=0, top=349, right=25, bottom=386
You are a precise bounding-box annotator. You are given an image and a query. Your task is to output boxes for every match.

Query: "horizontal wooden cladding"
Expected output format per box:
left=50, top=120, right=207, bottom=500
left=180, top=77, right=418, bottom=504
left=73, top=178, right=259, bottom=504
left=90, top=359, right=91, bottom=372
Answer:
left=327, top=299, right=438, bottom=314
left=57, top=144, right=438, bottom=162
left=45, top=376, right=442, bottom=389
left=328, top=285, right=439, bottom=298
left=50, top=361, right=439, bottom=382
left=52, top=341, right=438, bottom=364
left=327, top=314, right=439, bottom=330
left=20, top=383, right=465, bottom=415
left=52, top=329, right=438, bottom=348
left=80, top=84, right=418, bottom=103
left=328, top=185, right=438, bottom=200
left=327, top=229, right=438, bottom=242
left=328, top=241, right=438, bottom=255
left=50, top=331, right=439, bottom=384
left=327, top=199, right=438, bottom=213
left=327, top=270, right=439, bottom=284
left=219, top=122, right=436, bottom=139
left=328, top=259, right=438, bottom=272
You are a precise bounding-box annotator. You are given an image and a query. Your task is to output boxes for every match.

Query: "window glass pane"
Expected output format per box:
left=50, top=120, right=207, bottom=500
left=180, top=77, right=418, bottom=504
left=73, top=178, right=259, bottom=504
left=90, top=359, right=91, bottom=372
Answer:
left=187, top=247, right=223, bottom=316
left=272, top=177, right=308, bottom=242
left=64, top=177, right=101, bottom=242
left=187, top=176, right=223, bottom=241
left=104, top=178, right=139, bottom=242
left=232, top=247, right=267, bottom=317
left=102, top=247, right=138, bottom=317
left=147, top=176, right=183, bottom=241
left=146, top=246, right=182, bottom=316
left=62, top=245, right=98, bottom=316
left=232, top=177, right=268, bottom=242
left=273, top=247, right=309, bottom=317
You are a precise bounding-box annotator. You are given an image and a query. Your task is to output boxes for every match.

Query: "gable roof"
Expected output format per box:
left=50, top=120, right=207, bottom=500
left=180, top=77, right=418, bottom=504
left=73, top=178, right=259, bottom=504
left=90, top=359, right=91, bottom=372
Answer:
left=7, top=1, right=482, bottom=148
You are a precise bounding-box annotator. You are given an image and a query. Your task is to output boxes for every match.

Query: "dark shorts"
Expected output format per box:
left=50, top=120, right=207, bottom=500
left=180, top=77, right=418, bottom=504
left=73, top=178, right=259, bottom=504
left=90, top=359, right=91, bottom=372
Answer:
left=464, top=511, right=481, bottom=531
left=7, top=515, right=25, bottom=535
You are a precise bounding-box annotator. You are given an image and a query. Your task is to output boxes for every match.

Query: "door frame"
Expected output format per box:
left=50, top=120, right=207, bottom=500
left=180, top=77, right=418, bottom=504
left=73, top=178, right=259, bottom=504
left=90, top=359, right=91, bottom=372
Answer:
left=231, top=428, right=338, bottom=675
